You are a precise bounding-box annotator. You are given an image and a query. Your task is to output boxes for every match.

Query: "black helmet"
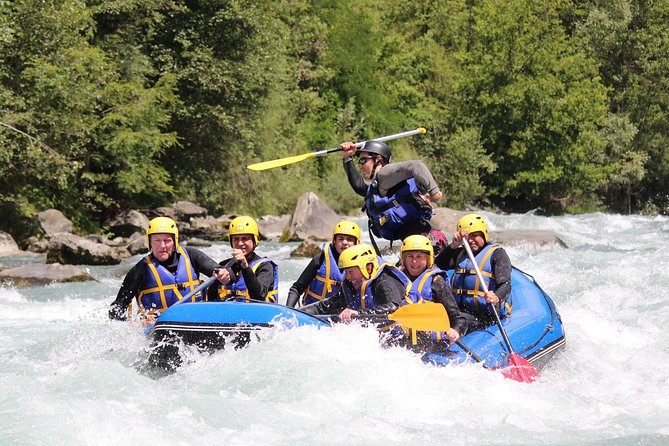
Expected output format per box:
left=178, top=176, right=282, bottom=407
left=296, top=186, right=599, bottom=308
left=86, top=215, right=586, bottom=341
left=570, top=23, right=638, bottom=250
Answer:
left=362, top=140, right=391, bottom=163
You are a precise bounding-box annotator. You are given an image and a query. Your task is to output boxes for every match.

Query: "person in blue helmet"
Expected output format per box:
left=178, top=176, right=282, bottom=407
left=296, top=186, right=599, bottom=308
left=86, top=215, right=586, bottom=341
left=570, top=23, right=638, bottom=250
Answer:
left=435, top=213, right=512, bottom=331
left=285, top=220, right=361, bottom=308
left=206, top=216, right=279, bottom=303
left=109, top=216, right=224, bottom=323
left=339, top=139, right=442, bottom=242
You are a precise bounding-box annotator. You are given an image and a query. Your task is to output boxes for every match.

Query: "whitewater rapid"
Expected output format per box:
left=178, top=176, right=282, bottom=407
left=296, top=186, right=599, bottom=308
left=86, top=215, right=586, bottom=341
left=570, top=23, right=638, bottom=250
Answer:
left=1, top=212, right=668, bottom=445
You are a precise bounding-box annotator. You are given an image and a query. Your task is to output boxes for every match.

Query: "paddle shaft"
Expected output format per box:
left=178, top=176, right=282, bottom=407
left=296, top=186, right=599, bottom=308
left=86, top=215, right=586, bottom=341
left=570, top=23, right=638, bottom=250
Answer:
left=247, top=128, right=426, bottom=171
left=461, top=240, right=517, bottom=355
left=173, top=275, right=218, bottom=307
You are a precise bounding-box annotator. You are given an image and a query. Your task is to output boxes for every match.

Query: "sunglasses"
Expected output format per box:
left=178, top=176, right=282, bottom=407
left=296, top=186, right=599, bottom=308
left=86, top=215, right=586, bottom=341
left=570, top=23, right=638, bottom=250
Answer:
left=358, top=156, right=374, bottom=165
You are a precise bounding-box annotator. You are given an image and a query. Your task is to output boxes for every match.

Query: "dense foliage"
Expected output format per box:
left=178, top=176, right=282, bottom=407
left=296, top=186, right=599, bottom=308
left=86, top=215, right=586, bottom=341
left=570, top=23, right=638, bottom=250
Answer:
left=1, top=0, right=668, bottom=239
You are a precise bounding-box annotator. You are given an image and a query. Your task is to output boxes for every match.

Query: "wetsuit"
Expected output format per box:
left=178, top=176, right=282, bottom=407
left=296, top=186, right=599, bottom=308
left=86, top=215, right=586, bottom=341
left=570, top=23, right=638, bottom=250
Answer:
left=301, top=268, right=406, bottom=317
left=343, top=158, right=441, bottom=241
left=206, top=252, right=277, bottom=303
left=109, top=246, right=219, bottom=320
left=434, top=244, right=512, bottom=330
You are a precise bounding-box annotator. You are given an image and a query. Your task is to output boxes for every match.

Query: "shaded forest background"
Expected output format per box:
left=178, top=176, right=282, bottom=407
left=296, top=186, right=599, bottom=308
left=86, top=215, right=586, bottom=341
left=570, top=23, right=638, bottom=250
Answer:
left=1, top=0, right=668, bottom=240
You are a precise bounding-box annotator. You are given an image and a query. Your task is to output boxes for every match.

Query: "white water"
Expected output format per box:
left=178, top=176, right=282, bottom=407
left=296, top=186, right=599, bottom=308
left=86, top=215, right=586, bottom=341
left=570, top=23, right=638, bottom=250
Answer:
left=1, top=213, right=668, bottom=445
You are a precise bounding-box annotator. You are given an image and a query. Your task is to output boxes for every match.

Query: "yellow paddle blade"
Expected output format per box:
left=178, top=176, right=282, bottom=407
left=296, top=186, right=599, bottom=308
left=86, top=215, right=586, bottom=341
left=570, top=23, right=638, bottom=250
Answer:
left=388, top=301, right=451, bottom=332
left=247, top=152, right=318, bottom=171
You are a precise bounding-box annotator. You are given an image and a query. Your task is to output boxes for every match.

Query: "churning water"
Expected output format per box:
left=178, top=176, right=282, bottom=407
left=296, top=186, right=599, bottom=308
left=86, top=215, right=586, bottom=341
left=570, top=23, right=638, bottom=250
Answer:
left=1, top=212, right=668, bottom=445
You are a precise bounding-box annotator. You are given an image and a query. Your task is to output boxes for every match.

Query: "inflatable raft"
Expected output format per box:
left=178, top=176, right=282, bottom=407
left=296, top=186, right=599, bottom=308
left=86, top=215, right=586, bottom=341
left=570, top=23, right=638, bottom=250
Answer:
left=147, top=267, right=565, bottom=373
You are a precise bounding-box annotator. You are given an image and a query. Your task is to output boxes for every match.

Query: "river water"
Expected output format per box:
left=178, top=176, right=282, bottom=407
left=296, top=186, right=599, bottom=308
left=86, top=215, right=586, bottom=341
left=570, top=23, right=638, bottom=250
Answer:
left=1, top=212, right=668, bottom=445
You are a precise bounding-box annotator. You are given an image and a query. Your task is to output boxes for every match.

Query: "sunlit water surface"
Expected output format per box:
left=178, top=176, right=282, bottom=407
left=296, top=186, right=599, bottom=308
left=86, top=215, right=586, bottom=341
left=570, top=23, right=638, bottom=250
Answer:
left=1, top=213, right=668, bottom=445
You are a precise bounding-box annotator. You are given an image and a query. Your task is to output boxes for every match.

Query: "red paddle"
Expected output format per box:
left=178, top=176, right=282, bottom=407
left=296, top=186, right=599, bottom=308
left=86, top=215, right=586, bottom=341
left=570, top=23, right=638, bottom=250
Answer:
left=462, top=239, right=538, bottom=383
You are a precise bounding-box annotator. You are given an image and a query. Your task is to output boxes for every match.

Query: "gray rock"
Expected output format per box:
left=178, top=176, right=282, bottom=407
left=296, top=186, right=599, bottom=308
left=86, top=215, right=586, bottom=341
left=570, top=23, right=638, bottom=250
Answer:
left=38, top=209, right=73, bottom=236
left=0, top=263, right=96, bottom=287
left=127, top=232, right=148, bottom=255
left=282, top=192, right=340, bottom=242
left=493, top=230, right=567, bottom=248
left=173, top=201, right=208, bottom=218
left=0, top=232, right=20, bottom=256
left=290, top=239, right=323, bottom=258
left=257, top=215, right=290, bottom=241
left=46, top=233, right=123, bottom=265
left=104, top=210, right=149, bottom=238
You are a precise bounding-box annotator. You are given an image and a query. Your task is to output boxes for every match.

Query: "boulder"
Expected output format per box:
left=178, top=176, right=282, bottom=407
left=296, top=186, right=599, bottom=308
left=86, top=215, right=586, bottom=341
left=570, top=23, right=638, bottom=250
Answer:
left=127, top=232, right=149, bottom=255
left=290, top=239, right=323, bottom=258
left=0, top=232, right=20, bottom=256
left=257, top=215, right=290, bottom=241
left=38, top=209, right=73, bottom=236
left=184, top=237, right=213, bottom=247
left=46, top=233, right=124, bottom=265
left=23, top=236, right=49, bottom=254
left=0, top=263, right=96, bottom=287
left=281, top=192, right=340, bottom=242
left=104, top=210, right=149, bottom=238
left=430, top=207, right=468, bottom=234
left=173, top=201, right=208, bottom=218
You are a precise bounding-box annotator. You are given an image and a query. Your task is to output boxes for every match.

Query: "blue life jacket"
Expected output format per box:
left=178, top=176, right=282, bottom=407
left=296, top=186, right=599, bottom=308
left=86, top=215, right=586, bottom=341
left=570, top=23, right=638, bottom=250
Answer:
left=215, top=257, right=279, bottom=303
left=404, top=267, right=450, bottom=342
left=364, top=177, right=433, bottom=241
left=302, top=243, right=344, bottom=306
left=137, top=246, right=200, bottom=317
left=451, top=244, right=512, bottom=319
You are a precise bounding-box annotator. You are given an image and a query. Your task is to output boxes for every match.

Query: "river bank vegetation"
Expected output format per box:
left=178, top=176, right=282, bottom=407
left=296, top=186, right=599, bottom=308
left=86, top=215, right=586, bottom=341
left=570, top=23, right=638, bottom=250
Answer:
left=1, top=0, right=668, bottom=240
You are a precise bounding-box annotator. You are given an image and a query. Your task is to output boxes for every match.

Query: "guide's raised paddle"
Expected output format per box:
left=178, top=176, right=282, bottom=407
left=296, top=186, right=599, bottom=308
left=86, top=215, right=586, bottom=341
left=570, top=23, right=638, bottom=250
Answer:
left=247, top=128, right=426, bottom=171
left=461, top=239, right=539, bottom=383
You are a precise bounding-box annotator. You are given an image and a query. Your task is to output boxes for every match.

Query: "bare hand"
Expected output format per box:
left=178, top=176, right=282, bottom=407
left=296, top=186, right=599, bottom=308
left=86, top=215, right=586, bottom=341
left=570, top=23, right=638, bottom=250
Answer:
left=483, top=290, right=499, bottom=304
left=231, top=249, right=248, bottom=268
left=430, top=190, right=443, bottom=203
left=339, top=308, right=359, bottom=323
left=450, top=230, right=469, bottom=249
left=445, top=328, right=460, bottom=342
left=213, top=267, right=231, bottom=285
left=340, top=141, right=357, bottom=158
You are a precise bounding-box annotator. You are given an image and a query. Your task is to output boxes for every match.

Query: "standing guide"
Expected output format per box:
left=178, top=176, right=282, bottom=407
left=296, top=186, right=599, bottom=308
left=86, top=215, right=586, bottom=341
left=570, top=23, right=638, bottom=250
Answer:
left=339, top=139, right=442, bottom=244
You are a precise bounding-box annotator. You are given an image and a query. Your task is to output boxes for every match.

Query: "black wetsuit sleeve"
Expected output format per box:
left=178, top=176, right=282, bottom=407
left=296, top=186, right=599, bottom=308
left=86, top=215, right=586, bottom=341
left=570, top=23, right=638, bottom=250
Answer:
left=491, top=248, right=512, bottom=302
left=286, top=253, right=323, bottom=307
left=109, top=260, right=146, bottom=320
left=343, top=158, right=367, bottom=196
left=184, top=246, right=220, bottom=276
left=431, top=275, right=467, bottom=336
left=434, top=246, right=460, bottom=270
left=359, top=271, right=405, bottom=316
left=300, top=288, right=348, bottom=315
left=242, top=255, right=276, bottom=301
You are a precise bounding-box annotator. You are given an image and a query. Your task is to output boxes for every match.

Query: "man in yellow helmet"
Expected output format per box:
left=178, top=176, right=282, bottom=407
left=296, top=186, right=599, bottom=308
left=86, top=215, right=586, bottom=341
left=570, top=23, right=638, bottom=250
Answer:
left=399, top=235, right=467, bottom=346
left=302, top=244, right=410, bottom=323
left=206, top=216, right=279, bottom=303
left=434, top=213, right=512, bottom=331
left=339, top=139, right=442, bottom=242
left=109, top=216, right=224, bottom=322
left=285, top=220, right=361, bottom=308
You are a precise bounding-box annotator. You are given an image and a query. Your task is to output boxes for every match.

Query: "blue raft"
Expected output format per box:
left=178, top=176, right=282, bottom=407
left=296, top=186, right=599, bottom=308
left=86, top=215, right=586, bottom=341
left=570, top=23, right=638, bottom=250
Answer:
left=147, top=267, right=565, bottom=371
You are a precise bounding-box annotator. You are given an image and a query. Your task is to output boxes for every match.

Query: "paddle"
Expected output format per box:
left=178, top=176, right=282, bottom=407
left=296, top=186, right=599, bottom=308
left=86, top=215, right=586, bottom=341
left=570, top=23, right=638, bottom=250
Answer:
left=461, top=239, right=538, bottom=383
left=247, top=128, right=426, bottom=171
left=316, top=301, right=451, bottom=332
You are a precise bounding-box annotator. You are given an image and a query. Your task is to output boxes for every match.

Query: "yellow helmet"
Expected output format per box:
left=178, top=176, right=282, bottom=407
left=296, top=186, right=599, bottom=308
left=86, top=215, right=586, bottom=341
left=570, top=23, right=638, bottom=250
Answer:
left=229, top=216, right=259, bottom=247
left=332, top=220, right=361, bottom=244
left=457, top=213, right=488, bottom=242
left=146, top=216, right=179, bottom=246
left=338, top=244, right=378, bottom=280
left=401, top=234, right=434, bottom=267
